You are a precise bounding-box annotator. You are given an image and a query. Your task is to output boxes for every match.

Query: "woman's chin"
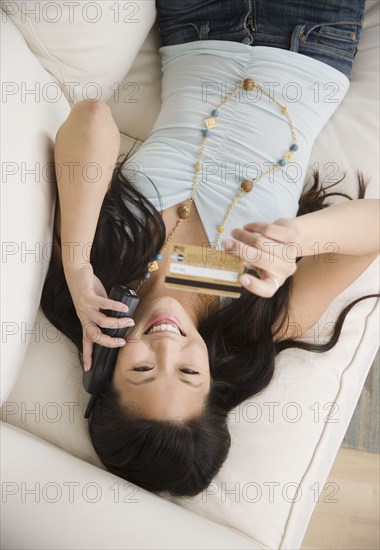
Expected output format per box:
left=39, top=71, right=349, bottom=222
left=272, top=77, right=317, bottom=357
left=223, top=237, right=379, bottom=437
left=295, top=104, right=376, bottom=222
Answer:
left=142, top=295, right=197, bottom=329
left=153, top=295, right=182, bottom=306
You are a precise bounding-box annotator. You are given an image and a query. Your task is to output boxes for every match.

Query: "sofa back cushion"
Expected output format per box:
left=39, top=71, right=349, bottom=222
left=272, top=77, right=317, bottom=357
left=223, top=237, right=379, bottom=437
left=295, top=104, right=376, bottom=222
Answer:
left=1, top=0, right=156, bottom=103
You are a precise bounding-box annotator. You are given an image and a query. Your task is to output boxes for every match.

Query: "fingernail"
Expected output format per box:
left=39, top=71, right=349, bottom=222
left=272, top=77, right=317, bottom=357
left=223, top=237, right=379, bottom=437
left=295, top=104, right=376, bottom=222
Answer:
left=84, top=361, right=91, bottom=372
left=115, top=339, right=126, bottom=346
left=223, top=239, right=234, bottom=250
left=240, top=275, right=251, bottom=286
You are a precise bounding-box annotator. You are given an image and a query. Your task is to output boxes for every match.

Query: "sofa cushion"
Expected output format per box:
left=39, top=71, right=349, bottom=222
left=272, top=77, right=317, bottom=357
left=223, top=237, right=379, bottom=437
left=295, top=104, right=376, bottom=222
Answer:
left=0, top=14, right=70, bottom=404
left=109, top=23, right=163, bottom=144
left=1, top=422, right=264, bottom=550
left=1, top=0, right=156, bottom=103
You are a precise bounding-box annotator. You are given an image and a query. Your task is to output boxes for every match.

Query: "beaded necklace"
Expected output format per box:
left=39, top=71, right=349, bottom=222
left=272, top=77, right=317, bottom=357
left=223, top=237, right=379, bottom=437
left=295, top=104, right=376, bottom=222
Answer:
left=135, top=78, right=298, bottom=318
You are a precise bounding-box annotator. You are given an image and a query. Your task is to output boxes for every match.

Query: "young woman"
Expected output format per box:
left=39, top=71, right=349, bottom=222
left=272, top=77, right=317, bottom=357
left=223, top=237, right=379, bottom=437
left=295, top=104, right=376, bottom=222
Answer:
left=41, top=0, right=379, bottom=497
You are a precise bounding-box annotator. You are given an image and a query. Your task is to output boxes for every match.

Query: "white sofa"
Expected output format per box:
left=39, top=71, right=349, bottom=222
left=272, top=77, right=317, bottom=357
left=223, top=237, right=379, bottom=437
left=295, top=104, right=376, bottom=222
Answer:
left=1, top=1, right=379, bottom=549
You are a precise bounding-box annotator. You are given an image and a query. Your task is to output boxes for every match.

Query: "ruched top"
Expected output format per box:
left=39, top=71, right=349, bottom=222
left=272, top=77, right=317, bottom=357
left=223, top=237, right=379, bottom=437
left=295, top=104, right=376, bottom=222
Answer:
left=122, top=40, right=350, bottom=306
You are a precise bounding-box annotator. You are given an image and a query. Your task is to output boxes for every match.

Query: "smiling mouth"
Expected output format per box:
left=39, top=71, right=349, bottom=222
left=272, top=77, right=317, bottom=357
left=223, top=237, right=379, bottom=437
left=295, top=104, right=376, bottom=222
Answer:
left=144, top=316, right=186, bottom=336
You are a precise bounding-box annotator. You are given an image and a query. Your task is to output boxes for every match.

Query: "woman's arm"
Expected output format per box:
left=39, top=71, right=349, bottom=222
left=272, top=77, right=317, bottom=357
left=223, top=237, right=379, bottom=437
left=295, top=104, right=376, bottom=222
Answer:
left=275, top=198, right=379, bottom=339
left=225, top=198, right=379, bottom=299
left=55, top=100, right=120, bottom=272
left=227, top=198, right=379, bottom=339
left=54, top=101, right=134, bottom=367
left=276, top=199, right=380, bottom=258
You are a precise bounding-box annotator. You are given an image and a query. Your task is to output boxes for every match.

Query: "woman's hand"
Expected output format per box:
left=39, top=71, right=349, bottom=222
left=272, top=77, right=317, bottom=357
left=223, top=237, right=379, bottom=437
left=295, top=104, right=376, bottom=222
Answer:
left=223, top=218, right=301, bottom=297
left=63, top=263, right=135, bottom=372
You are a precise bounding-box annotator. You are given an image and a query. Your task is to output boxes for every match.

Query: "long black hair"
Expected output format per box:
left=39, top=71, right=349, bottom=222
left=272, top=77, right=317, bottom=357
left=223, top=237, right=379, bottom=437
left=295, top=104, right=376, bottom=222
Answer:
left=41, top=154, right=378, bottom=497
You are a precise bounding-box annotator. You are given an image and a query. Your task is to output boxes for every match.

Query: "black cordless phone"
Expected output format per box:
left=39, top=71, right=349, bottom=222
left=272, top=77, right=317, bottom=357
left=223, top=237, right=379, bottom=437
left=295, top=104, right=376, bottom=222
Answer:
left=83, top=284, right=140, bottom=419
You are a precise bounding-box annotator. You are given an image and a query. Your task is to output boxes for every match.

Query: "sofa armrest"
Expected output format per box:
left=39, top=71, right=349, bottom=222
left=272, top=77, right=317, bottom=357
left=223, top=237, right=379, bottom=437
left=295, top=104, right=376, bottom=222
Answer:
left=0, top=422, right=265, bottom=550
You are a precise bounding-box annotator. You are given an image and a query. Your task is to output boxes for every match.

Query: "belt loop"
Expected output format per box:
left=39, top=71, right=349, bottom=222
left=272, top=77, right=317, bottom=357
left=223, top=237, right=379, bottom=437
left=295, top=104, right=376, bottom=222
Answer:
left=199, top=21, right=210, bottom=40
left=290, top=23, right=307, bottom=52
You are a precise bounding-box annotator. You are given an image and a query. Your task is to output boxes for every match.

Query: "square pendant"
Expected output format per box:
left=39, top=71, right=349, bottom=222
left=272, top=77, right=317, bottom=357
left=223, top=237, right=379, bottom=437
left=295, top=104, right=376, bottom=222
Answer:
left=148, top=260, right=159, bottom=272
left=285, top=151, right=293, bottom=162
left=204, top=117, right=216, bottom=129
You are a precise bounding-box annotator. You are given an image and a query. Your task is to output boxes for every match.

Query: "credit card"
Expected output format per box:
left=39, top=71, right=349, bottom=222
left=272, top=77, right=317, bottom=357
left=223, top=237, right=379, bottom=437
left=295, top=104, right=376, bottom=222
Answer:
left=164, top=242, right=244, bottom=298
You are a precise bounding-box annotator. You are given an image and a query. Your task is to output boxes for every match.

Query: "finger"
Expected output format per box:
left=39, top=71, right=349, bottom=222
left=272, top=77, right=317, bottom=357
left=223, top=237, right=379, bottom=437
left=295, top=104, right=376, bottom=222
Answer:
left=239, top=272, right=282, bottom=298
left=241, top=221, right=297, bottom=243
left=230, top=227, right=280, bottom=251
left=95, top=297, right=130, bottom=313
left=224, top=233, right=277, bottom=258
left=82, top=321, right=128, bottom=349
left=92, top=312, right=135, bottom=330
left=224, top=234, right=286, bottom=273
left=231, top=227, right=285, bottom=250
left=82, top=338, right=94, bottom=372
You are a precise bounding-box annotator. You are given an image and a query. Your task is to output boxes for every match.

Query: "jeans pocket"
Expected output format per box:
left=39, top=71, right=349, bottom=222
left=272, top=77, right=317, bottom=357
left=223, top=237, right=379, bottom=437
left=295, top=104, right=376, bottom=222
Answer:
left=158, top=21, right=202, bottom=45
left=306, top=21, right=362, bottom=59
left=318, top=22, right=361, bottom=43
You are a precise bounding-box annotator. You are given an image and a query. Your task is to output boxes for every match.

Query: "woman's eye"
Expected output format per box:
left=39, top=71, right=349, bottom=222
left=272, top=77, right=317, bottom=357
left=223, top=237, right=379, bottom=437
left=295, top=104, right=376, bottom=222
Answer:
left=131, top=367, right=199, bottom=374
left=132, top=366, right=153, bottom=372
left=180, top=368, right=199, bottom=375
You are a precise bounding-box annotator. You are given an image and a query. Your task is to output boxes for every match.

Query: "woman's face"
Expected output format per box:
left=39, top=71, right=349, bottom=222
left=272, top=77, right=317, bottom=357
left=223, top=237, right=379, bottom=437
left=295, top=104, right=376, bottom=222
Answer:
left=113, top=296, right=211, bottom=421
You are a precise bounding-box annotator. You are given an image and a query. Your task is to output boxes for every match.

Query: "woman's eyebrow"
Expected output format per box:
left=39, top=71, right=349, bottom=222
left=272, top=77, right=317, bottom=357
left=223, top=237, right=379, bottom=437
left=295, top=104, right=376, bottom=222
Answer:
left=125, top=377, right=203, bottom=388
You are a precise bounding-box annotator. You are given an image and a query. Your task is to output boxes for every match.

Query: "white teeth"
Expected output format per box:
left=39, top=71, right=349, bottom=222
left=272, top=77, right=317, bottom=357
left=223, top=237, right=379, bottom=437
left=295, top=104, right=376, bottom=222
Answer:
left=147, top=323, right=181, bottom=335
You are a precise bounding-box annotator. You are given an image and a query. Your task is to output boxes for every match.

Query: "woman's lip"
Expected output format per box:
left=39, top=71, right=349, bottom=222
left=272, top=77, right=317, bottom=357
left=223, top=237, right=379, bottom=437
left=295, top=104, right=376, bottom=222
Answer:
left=144, top=314, right=186, bottom=336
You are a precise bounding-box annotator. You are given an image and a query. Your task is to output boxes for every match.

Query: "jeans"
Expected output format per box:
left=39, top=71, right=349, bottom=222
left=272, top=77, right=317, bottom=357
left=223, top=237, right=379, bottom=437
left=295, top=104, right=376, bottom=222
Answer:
left=156, top=0, right=366, bottom=80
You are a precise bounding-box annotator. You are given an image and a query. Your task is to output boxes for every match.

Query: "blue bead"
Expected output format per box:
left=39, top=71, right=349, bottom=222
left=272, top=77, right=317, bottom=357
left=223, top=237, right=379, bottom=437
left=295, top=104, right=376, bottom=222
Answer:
left=203, top=129, right=211, bottom=137
left=278, top=159, right=286, bottom=167
left=211, top=110, right=220, bottom=117
left=143, top=273, right=151, bottom=279
left=155, top=253, right=163, bottom=261
left=290, top=144, right=299, bottom=151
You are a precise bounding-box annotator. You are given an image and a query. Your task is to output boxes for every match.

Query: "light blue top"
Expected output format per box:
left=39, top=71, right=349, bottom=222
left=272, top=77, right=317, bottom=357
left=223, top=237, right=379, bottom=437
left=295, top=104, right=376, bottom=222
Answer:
left=123, top=41, right=350, bottom=306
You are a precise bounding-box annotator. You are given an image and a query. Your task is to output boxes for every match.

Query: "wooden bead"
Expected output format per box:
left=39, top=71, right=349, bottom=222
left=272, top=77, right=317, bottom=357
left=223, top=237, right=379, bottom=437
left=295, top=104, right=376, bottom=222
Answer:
left=243, top=79, right=255, bottom=91
left=178, top=205, right=191, bottom=220
left=240, top=179, right=254, bottom=193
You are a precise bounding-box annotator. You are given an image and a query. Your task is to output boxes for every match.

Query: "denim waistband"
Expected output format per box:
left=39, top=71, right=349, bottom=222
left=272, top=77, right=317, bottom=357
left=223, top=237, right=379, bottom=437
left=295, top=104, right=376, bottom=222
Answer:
left=156, top=0, right=366, bottom=80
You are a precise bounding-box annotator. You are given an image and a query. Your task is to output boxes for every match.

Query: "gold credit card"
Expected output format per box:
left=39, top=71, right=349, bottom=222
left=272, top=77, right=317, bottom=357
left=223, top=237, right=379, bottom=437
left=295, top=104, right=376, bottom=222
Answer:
left=164, top=242, right=244, bottom=298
